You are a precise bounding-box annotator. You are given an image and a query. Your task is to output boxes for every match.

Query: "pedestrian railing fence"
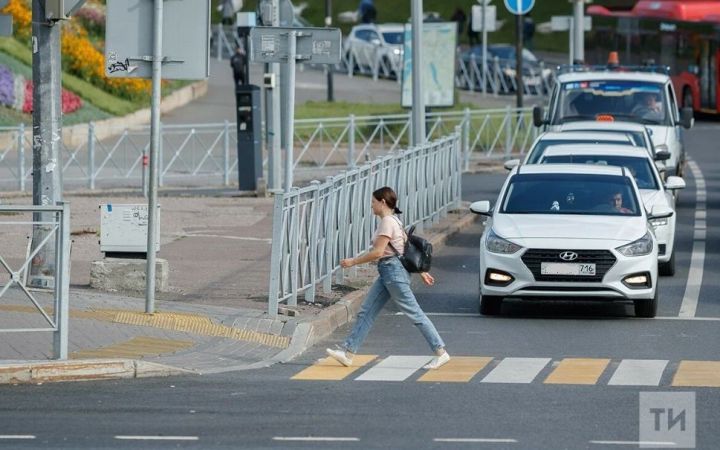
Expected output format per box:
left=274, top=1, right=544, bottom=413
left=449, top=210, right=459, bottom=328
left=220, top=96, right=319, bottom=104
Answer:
left=267, top=131, right=462, bottom=317
left=0, top=204, right=71, bottom=360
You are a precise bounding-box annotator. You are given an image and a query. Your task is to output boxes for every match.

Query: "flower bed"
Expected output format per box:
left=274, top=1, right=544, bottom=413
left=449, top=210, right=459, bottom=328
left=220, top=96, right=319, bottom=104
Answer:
left=0, top=63, right=83, bottom=114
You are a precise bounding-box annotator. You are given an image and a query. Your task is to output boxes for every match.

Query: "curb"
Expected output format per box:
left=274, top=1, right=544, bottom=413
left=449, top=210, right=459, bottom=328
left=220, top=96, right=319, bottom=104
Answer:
left=279, top=206, right=479, bottom=363
left=0, top=359, right=194, bottom=385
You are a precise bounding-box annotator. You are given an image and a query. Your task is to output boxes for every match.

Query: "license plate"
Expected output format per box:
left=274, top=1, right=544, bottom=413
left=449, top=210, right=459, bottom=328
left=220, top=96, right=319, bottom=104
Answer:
left=541, top=262, right=596, bottom=276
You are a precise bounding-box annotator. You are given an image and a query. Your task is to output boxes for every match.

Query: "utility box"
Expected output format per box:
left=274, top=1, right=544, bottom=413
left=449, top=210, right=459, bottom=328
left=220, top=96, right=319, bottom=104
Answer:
left=236, top=84, right=262, bottom=191
left=100, top=204, right=160, bottom=257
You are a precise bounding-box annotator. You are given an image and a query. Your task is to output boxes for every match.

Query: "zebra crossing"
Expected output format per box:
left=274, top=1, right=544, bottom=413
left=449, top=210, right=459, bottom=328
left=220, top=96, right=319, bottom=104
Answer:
left=291, top=355, right=720, bottom=387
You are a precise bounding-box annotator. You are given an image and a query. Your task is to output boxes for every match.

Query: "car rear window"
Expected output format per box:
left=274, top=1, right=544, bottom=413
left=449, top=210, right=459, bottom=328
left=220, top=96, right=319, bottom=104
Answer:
left=540, top=155, right=659, bottom=190
left=501, top=173, right=641, bottom=216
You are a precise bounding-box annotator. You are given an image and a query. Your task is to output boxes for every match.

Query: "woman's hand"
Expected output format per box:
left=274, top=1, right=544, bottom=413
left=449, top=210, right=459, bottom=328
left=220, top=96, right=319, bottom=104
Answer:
left=420, top=272, right=435, bottom=286
left=340, top=258, right=355, bottom=268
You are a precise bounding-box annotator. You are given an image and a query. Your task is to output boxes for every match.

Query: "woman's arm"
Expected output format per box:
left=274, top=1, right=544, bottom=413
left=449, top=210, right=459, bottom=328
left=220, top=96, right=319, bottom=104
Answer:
left=340, top=236, right=391, bottom=268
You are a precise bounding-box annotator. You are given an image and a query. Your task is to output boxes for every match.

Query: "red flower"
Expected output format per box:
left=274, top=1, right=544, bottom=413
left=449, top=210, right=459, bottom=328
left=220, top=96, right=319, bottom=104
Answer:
left=22, top=81, right=84, bottom=114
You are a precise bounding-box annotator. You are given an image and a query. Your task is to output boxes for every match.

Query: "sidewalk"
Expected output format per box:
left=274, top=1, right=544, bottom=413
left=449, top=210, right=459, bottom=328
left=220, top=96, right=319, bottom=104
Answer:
left=0, top=190, right=479, bottom=383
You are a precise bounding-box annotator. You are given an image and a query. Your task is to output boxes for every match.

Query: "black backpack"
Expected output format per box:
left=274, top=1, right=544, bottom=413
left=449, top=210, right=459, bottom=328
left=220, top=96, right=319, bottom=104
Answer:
left=389, top=220, right=433, bottom=273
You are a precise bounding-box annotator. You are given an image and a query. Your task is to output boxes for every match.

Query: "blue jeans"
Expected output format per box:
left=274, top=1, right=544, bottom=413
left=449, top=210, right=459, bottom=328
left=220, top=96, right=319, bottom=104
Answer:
left=343, top=257, right=445, bottom=354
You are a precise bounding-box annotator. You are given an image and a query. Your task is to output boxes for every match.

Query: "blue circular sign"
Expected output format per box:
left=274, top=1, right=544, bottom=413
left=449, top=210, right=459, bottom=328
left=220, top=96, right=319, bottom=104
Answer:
left=503, top=0, right=535, bottom=15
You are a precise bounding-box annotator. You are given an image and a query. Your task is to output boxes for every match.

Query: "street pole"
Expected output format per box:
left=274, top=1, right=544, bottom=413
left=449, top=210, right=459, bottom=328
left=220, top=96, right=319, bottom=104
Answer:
left=515, top=12, right=523, bottom=108
left=572, top=0, right=584, bottom=63
left=325, top=0, right=334, bottom=102
left=269, top=0, right=282, bottom=191
left=481, top=0, right=487, bottom=95
left=29, top=0, right=63, bottom=289
left=410, top=0, right=425, bottom=146
left=283, top=31, right=297, bottom=192
left=145, top=0, right=164, bottom=314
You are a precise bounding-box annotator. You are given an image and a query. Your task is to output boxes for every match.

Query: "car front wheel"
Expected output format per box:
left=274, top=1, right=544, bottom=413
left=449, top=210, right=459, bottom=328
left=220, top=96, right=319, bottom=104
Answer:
left=634, top=289, right=658, bottom=318
left=480, top=295, right=503, bottom=316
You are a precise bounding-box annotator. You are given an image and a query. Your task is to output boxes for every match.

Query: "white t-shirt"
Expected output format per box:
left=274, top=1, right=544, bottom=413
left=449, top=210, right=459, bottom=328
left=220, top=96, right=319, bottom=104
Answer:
left=372, top=215, right=405, bottom=257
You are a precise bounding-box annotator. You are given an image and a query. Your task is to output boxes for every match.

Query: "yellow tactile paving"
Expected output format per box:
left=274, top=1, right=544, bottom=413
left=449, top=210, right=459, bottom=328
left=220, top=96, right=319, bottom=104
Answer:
left=71, top=336, right=194, bottom=359
left=417, top=356, right=493, bottom=383
left=544, top=358, right=610, bottom=385
left=0, top=305, right=290, bottom=349
left=291, top=355, right=378, bottom=381
left=672, top=361, right=720, bottom=387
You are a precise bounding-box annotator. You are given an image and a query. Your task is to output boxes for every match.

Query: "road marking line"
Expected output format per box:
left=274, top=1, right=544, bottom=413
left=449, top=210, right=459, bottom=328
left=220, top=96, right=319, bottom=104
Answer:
left=0, top=435, right=36, bottom=439
left=680, top=159, right=706, bottom=318
left=418, top=356, right=492, bottom=383
left=355, top=356, right=432, bottom=381
left=114, top=436, right=199, bottom=441
left=544, top=358, right=610, bottom=385
left=434, top=438, right=518, bottom=443
left=273, top=437, right=359, bottom=442
left=607, top=359, right=668, bottom=386
left=589, top=440, right=675, bottom=446
left=672, top=360, right=720, bottom=387
left=481, top=357, right=551, bottom=384
left=291, top=355, right=377, bottom=381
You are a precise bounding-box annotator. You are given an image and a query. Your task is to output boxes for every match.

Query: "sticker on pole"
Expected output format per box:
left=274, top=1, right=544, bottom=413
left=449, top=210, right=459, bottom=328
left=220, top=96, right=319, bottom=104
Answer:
left=504, top=0, right=534, bottom=15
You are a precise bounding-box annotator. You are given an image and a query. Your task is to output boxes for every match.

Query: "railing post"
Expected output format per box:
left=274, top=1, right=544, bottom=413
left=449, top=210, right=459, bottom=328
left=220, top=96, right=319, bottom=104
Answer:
left=87, top=122, right=96, bottom=190
left=267, top=192, right=284, bottom=318
left=453, top=127, right=463, bottom=210
left=305, top=180, right=321, bottom=304
left=470, top=52, right=477, bottom=92
left=53, top=202, right=70, bottom=360
left=505, top=105, right=512, bottom=158
left=463, top=108, right=471, bottom=171
left=323, top=176, right=334, bottom=295
left=493, top=56, right=501, bottom=96
left=223, top=120, right=231, bottom=186
left=216, top=24, right=223, bottom=61
left=348, top=114, right=356, bottom=169
left=17, top=123, right=25, bottom=192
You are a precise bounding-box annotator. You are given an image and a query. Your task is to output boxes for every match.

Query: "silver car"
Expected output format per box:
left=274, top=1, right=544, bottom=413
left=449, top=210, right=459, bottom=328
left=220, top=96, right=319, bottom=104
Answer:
left=343, top=23, right=404, bottom=77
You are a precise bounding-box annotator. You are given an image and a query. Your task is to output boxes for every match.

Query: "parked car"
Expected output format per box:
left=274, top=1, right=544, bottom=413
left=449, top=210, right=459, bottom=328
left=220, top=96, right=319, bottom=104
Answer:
left=343, top=23, right=404, bottom=77
left=470, top=164, right=673, bottom=318
left=459, top=44, right=552, bottom=92
left=538, top=144, right=685, bottom=275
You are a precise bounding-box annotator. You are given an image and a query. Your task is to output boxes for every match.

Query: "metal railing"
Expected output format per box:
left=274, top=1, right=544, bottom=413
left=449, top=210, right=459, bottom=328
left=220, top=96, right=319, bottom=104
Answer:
left=267, top=131, right=462, bottom=317
left=0, top=203, right=71, bottom=359
left=455, top=53, right=554, bottom=97
left=0, top=108, right=538, bottom=191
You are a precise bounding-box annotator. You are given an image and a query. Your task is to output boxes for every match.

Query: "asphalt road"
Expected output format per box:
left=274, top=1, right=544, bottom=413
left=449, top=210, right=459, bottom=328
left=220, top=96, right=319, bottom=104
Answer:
left=0, top=123, right=718, bottom=449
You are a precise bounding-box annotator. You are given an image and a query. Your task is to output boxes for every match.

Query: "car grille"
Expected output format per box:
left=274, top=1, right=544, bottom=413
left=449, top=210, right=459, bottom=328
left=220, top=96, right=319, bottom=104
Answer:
left=521, top=249, right=617, bottom=282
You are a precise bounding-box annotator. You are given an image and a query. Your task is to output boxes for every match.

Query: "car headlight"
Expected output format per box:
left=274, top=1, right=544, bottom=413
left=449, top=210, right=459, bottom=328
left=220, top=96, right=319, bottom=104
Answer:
left=649, top=218, right=668, bottom=228
left=502, top=68, right=516, bottom=77
left=485, top=229, right=522, bottom=254
left=616, top=232, right=654, bottom=257
left=393, top=48, right=401, bottom=55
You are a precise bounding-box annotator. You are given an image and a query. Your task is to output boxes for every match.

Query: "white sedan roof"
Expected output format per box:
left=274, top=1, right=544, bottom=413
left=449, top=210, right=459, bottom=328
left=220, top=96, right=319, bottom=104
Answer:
left=558, top=121, right=649, bottom=133
left=513, top=163, right=625, bottom=177
left=537, top=131, right=633, bottom=142
left=557, top=71, right=669, bottom=84
left=540, top=144, right=652, bottom=159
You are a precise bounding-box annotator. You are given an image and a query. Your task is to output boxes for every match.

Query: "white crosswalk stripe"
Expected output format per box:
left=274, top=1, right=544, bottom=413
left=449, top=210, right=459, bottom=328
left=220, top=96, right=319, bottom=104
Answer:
left=355, top=355, right=433, bottom=381
left=608, top=359, right=668, bottom=386
left=480, top=357, right=552, bottom=384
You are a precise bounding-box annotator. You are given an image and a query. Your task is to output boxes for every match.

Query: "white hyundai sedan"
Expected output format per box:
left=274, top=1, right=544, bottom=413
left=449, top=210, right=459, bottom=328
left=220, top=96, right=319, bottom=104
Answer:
left=470, top=164, right=673, bottom=318
left=538, top=144, right=685, bottom=275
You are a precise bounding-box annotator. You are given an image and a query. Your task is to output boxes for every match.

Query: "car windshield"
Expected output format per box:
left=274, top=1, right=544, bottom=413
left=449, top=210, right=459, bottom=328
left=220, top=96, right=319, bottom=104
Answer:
left=554, top=80, right=669, bottom=125
left=540, top=156, right=659, bottom=190
left=382, top=32, right=403, bottom=45
left=501, top=173, right=641, bottom=216
left=526, top=139, right=634, bottom=164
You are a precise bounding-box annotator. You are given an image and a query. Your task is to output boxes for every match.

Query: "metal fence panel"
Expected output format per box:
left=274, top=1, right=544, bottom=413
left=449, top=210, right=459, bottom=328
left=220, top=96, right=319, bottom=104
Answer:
left=267, top=132, right=461, bottom=317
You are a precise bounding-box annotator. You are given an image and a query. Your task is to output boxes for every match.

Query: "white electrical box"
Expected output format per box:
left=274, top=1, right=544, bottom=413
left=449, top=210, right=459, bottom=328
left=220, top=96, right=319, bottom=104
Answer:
left=100, top=204, right=160, bottom=254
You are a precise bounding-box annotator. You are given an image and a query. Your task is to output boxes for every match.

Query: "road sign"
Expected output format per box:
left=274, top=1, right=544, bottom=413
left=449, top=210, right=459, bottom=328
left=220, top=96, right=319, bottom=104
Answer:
left=45, top=0, right=86, bottom=20
left=105, top=0, right=210, bottom=80
left=551, top=15, right=591, bottom=32
left=249, top=27, right=341, bottom=64
left=471, top=4, right=497, bottom=32
left=503, top=0, right=534, bottom=15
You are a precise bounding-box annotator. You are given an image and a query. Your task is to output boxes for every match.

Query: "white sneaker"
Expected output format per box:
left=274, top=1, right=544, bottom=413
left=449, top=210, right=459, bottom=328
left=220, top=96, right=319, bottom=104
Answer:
left=423, top=352, right=450, bottom=370
left=326, top=348, right=353, bottom=367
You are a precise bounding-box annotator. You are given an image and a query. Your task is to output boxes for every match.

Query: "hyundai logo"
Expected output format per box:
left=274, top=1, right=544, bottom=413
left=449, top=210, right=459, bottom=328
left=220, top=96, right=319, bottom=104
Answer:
left=559, top=251, right=578, bottom=261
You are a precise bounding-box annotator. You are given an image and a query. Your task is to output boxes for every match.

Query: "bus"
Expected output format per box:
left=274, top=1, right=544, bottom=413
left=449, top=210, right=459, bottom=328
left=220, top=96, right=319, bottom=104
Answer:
left=586, top=0, right=720, bottom=114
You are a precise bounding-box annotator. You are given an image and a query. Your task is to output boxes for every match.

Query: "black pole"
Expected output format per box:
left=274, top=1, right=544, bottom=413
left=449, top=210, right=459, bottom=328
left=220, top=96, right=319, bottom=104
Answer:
left=516, top=13, right=523, bottom=109
left=325, top=0, right=334, bottom=102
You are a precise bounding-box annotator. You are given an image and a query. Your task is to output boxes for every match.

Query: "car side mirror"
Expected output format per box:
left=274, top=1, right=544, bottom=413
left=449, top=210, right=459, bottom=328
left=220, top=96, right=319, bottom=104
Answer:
left=664, top=176, right=686, bottom=191
left=680, top=107, right=694, bottom=129
left=532, top=105, right=546, bottom=127
left=649, top=205, right=674, bottom=220
left=470, top=200, right=492, bottom=216
left=504, top=159, right=520, bottom=171
left=654, top=150, right=671, bottom=162
left=370, top=38, right=381, bottom=45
